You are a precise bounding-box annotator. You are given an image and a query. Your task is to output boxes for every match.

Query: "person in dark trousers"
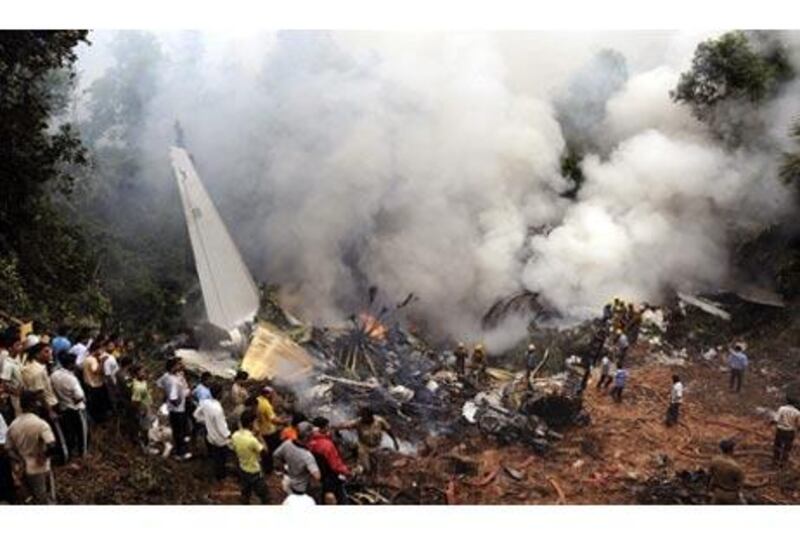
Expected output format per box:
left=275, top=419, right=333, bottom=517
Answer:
left=50, top=353, right=89, bottom=458
left=614, top=330, right=630, bottom=367
left=727, top=343, right=748, bottom=393
left=665, top=374, right=683, bottom=427
left=156, top=357, right=191, bottom=460
left=82, top=343, right=110, bottom=424
left=524, top=344, right=537, bottom=388
left=453, top=343, right=467, bottom=378
left=596, top=355, right=613, bottom=390
left=610, top=366, right=628, bottom=403
left=5, top=391, right=58, bottom=503
left=578, top=351, right=593, bottom=394
left=773, top=395, right=800, bottom=467
left=0, top=411, right=16, bottom=503
left=253, top=386, right=286, bottom=474
left=193, top=382, right=231, bottom=480
left=308, top=416, right=350, bottom=504
left=231, top=410, right=269, bottom=504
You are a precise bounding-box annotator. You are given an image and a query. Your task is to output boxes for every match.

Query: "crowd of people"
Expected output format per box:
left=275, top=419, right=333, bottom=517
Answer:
left=2, top=297, right=799, bottom=506
left=0, top=325, right=399, bottom=505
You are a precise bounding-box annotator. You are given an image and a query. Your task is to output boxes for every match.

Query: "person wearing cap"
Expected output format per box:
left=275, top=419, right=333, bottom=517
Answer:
left=5, top=391, right=58, bottom=503
left=308, top=416, right=350, bottom=504
left=273, top=421, right=321, bottom=499
left=156, top=357, right=192, bottom=460
left=51, top=353, right=88, bottom=459
left=708, top=439, right=745, bottom=504
left=254, top=385, right=286, bottom=473
left=280, top=412, right=308, bottom=442
left=231, top=410, right=269, bottom=504
left=772, top=395, right=800, bottom=467
left=23, top=334, right=41, bottom=357
left=51, top=326, right=72, bottom=365
left=727, top=343, right=749, bottom=393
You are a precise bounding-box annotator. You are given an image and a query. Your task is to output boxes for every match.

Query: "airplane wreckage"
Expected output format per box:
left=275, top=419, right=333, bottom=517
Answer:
left=168, top=140, right=785, bottom=389
left=169, top=145, right=316, bottom=383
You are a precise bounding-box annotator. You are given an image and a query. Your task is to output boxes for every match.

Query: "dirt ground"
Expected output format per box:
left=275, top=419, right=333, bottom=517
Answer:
left=38, top=327, right=800, bottom=505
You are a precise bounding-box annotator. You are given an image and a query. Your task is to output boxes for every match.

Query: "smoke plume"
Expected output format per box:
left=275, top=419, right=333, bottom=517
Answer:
left=73, top=30, right=799, bottom=345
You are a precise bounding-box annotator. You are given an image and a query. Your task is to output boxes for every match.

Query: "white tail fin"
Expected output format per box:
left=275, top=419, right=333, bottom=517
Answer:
left=170, top=146, right=259, bottom=331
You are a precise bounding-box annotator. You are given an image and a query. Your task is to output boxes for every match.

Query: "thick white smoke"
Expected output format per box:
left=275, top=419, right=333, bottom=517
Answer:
left=74, top=30, right=798, bottom=345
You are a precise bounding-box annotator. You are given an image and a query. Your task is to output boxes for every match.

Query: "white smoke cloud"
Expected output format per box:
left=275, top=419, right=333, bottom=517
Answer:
left=74, top=30, right=798, bottom=346
left=602, top=66, right=703, bottom=147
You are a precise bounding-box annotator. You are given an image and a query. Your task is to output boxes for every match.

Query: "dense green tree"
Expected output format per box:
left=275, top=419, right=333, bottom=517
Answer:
left=71, top=31, right=192, bottom=335
left=0, top=31, right=110, bottom=326
left=671, top=31, right=794, bottom=145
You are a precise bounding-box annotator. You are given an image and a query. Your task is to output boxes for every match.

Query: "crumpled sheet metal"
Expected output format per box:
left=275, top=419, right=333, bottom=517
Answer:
left=240, top=322, right=316, bottom=382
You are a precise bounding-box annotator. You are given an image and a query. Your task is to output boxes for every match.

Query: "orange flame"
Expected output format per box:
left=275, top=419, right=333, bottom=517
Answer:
left=359, top=313, right=388, bottom=341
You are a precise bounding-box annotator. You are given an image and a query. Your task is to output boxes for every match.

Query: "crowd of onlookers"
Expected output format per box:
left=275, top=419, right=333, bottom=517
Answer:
left=0, top=325, right=398, bottom=505
left=3, top=307, right=798, bottom=506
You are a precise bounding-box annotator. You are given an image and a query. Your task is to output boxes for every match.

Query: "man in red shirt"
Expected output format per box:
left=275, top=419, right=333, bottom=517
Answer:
left=309, top=416, right=350, bottom=504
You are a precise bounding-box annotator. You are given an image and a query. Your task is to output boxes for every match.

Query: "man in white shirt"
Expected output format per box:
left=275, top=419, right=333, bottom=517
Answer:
left=596, top=355, right=613, bottom=389
left=773, top=396, right=800, bottom=467
left=51, top=353, right=89, bottom=458
left=666, top=374, right=684, bottom=427
left=157, top=357, right=191, bottom=460
left=193, top=382, right=230, bottom=480
left=67, top=333, right=91, bottom=370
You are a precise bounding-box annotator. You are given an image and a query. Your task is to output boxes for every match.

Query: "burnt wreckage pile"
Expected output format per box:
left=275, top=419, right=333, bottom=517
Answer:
left=293, top=287, right=590, bottom=449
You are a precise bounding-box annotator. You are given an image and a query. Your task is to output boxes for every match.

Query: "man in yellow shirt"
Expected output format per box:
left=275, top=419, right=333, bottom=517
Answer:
left=231, top=410, right=269, bottom=504
left=254, top=386, right=286, bottom=473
